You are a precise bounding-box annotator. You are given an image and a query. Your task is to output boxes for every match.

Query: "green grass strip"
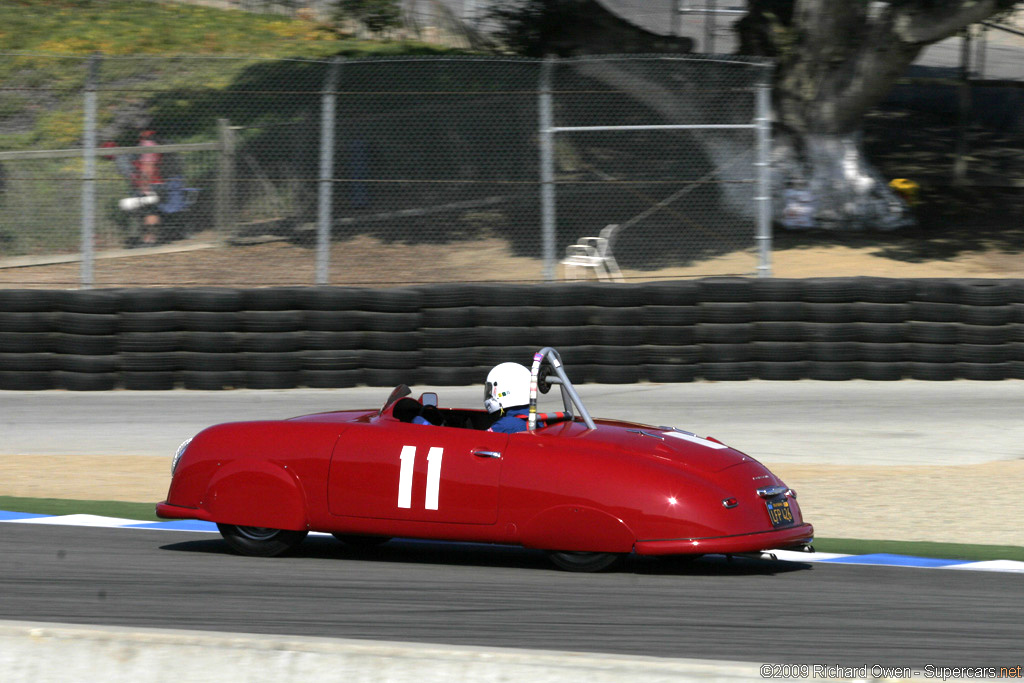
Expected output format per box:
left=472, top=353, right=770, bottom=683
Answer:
left=812, top=537, right=1024, bottom=563
left=1, top=495, right=1021, bottom=562
left=0, top=496, right=161, bottom=523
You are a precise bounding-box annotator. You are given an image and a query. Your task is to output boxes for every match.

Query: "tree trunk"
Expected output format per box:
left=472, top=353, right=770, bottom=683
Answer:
left=738, top=0, right=1015, bottom=231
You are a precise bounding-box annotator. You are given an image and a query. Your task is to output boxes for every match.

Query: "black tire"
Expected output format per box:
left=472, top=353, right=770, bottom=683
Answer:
left=642, top=345, right=701, bottom=364
left=333, top=534, right=391, bottom=548
left=217, top=523, right=308, bottom=557
left=953, top=344, right=1011, bottom=363
left=300, top=369, right=365, bottom=388
left=907, top=343, right=950, bottom=363
left=853, top=303, right=910, bottom=323
left=596, top=283, right=646, bottom=308
left=0, top=353, right=56, bottom=372
left=803, top=304, right=856, bottom=323
left=237, top=353, right=303, bottom=372
left=808, top=361, right=860, bottom=381
left=243, top=371, right=300, bottom=389
left=179, top=312, right=241, bottom=332
left=0, top=332, right=53, bottom=354
left=698, top=302, right=753, bottom=324
left=751, top=322, right=804, bottom=342
left=417, top=366, right=480, bottom=386
left=859, top=362, right=907, bottom=381
left=858, top=278, right=913, bottom=304
left=955, top=281, right=1014, bottom=306
left=755, top=361, right=809, bottom=381
left=297, top=349, right=363, bottom=371
left=956, top=324, right=1015, bottom=345
left=908, top=362, right=958, bottom=381
left=118, top=288, right=175, bottom=312
left=123, top=371, right=178, bottom=390
left=593, top=365, right=641, bottom=384
left=362, top=331, right=421, bottom=352
left=959, top=305, right=1015, bottom=327
left=417, top=283, right=477, bottom=308
left=590, top=307, right=644, bottom=326
left=700, top=362, right=754, bottom=381
left=641, top=280, right=700, bottom=306
left=363, top=349, right=421, bottom=370
left=801, top=323, right=859, bottom=342
left=240, top=310, right=304, bottom=333
left=800, top=277, right=862, bottom=303
left=304, top=331, right=365, bottom=350
left=120, top=352, right=182, bottom=372
left=695, top=323, right=753, bottom=344
left=182, top=370, right=243, bottom=390
left=421, top=328, right=483, bottom=348
left=54, top=371, right=118, bottom=391
left=700, top=344, right=753, bottom=363
left=118, top=332, right=182, bottom=353
left=181, top=332, right=240, bottom=353
left=546, top=551, right=622, bottom=572
left=241, top=287, right=304, bottom=311
left=50, top=334, right=115, bottom=355
left=118, top=311, right=182, bottom=333
left=57, top=354, right=119, bottom=373
left=300, top=287, right=369, bottom=311
left=363, top=367, right=418, bottom=387
left=907, top=322, right=959, bottom=344
left=0, top=289, right=57, bottom=312
left=857, top=342, right=909, bottom=362
left=750, top=278, right=803, bottom=302
left=644, top=326, right=696, bottom=346
left=644, top=363, right=698, bottom=383
left=237, top=332, right=305, bottom=353
left=751, top=301, right=807, bottom=321
left=363, top=312, right=422, bottom=333
left=853, top=322, right=908, bottom=343
left=475, top=306, right=539, bottom=327
left=750, top=342, right=809, bottom=362
left=0, top=312, right=53, bottom=334
left=532, top=326, right=586, bottom=347
left=363, top=287, right=422, bottom=313
left=590, top=323, right=644, bottom=345
left=808, top=342, right=860, bottom=362
left=955, top=362, right=1012, bottom=381
left=534, top=306, right=595, bottom=327
left=642, top=306, right=699, bottom=326
left=421, top=306, right=477, bottom=328
left=909, top=301, right=960, bottom=322
left=181, top=352, right=238, bottom=372
left=698, top=277, right=753, bottom=302
left=0, top=371, right=55, bottom=390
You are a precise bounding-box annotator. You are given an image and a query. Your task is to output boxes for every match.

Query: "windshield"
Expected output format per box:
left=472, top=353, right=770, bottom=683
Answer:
left=378, top=384, right=412, bottom=417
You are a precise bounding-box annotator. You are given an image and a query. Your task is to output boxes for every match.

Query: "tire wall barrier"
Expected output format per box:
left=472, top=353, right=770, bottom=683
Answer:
left=1, top=278, right=1023, bottom=390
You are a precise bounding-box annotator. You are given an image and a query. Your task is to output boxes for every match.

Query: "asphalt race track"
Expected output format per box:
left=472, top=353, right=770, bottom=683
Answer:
left=1, top=523, right=1021, bottom=668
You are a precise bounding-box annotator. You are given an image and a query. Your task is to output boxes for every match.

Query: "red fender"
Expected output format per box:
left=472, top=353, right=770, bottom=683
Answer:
left=204, top=460, right=307, bottom=531
left=520, top=505, right=635, bottom=553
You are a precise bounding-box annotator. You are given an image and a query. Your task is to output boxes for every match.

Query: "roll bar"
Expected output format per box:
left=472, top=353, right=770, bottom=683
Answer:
left=528, top=347, right=596, bottom=431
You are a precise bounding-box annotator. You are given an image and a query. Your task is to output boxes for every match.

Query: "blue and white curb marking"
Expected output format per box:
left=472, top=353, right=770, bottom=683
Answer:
left=2, top=510, right=1022, bottom=573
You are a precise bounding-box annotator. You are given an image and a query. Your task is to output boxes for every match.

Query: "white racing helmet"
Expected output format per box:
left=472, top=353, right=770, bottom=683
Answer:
left=484, top=362, right=531, bottom=413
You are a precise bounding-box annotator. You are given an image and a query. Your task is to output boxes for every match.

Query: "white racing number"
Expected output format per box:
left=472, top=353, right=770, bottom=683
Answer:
left=397, top=445, right=444, bottom=510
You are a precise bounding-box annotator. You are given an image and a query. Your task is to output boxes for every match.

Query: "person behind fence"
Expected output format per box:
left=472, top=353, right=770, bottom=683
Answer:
left=484, top=362, right=545, bottom=433
left=106, top=129, right=193, bottom=248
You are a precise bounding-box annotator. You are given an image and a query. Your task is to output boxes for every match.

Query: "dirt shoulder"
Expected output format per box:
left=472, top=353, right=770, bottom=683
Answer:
left=2, top=454, right=1020, bottom=547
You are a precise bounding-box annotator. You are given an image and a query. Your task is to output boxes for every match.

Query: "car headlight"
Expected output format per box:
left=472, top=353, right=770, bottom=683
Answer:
left=171, top=437, right=192, bottom=474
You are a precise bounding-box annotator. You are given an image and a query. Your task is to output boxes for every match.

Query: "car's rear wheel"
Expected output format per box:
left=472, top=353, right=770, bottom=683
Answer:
left=217, top=523, right=308, bottom=557
left=546, top=551, right=622, bottom=572
left=332, top=533, right=392, bottom=548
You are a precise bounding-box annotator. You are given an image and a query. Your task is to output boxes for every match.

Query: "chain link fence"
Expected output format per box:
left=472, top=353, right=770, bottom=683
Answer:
left=0, top=53, right=771, bottom=288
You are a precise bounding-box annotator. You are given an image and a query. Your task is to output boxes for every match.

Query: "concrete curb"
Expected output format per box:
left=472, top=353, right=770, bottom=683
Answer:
left=0, top=620, right=771, bottom=683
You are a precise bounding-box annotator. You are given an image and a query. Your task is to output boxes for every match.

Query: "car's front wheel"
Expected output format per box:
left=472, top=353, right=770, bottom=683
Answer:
left=217, top=523, right=308, bottom=557
left=546, top=551, right=622, bottom=572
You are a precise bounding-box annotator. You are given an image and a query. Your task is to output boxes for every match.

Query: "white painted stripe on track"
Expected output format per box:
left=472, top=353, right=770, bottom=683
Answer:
left=3, top=510, right=1022, bottom=573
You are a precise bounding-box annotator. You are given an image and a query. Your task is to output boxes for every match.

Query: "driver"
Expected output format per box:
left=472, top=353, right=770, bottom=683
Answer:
left=484, top=362, right=543, bottom=433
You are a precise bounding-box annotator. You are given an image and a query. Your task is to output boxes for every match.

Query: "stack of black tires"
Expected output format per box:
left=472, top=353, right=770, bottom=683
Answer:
left=0, top=277, right=1021, bottom=390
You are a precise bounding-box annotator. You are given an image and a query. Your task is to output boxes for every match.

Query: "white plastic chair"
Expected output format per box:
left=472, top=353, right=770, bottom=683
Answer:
left=560, top=224, right=624, bottom=282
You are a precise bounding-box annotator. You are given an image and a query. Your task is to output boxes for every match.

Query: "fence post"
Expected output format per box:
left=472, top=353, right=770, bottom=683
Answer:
left=755, top=79, right=773, bottom=278
left=216, top=118, right=236, bottom=245
left=538, top=57, right=556, bottom=282
left=317, top=57, right=342, bottom=285
left=80, top=53, right=100, bottom=289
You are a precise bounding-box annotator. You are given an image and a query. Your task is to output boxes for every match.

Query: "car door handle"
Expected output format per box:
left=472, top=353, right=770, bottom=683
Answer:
left=472, top=449, right=501, bottom=459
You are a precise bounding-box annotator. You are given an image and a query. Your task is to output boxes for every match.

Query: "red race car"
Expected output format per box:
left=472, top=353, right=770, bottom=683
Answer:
left=157, top=347, right=813, bottom=571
